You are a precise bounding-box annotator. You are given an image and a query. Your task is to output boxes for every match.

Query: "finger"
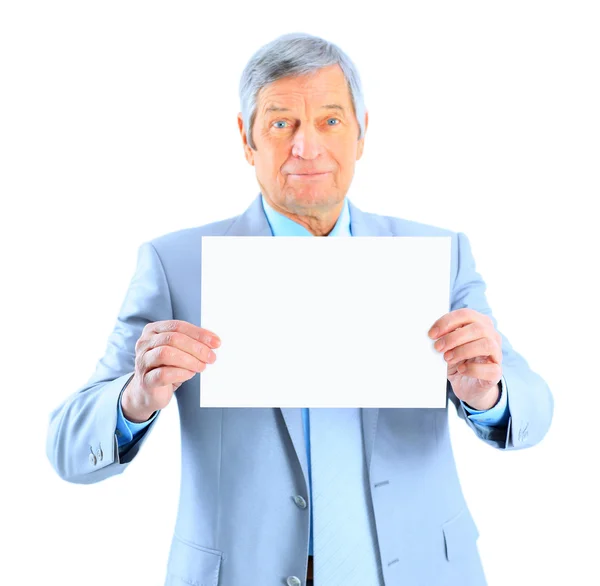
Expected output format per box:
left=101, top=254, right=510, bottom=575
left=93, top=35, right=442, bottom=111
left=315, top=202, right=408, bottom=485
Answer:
left=146, top=320, right=221, bottom=348
left=143, top=345, right=211, bottom=375
left=146, top=331, right=216, bottom=366
left=456, top=361, right=502, bottom=383
left=444, top=337, right=501, bottom=366
left=143, top=366, right=198, bottom=389
left=429, top=308, right=492, bottom=339
left=434, top=321, right=486, bottom=353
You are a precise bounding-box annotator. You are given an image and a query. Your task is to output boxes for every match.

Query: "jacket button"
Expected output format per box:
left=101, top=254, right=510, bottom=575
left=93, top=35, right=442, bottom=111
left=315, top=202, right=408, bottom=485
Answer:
left=286, top=577, right=301, bottom=586
left=89, top=453, right=97, bottom=466
left=96, top=447, right=103, bottom=461
left=293, top=495, right=307, bottom=509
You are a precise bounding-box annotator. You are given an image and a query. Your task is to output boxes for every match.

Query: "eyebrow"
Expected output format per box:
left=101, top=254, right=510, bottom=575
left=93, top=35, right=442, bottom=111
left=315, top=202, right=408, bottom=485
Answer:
left=264, top=103, right=345, bottom=114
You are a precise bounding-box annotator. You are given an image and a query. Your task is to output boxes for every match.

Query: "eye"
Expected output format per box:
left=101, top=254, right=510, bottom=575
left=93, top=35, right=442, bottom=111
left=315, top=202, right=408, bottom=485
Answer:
left=272, top=118, right=341, bottom=129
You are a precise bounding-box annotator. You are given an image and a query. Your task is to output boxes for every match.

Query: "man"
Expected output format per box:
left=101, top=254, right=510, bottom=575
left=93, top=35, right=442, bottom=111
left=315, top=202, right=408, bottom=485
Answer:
left=46, top=32, right=554, bottom=586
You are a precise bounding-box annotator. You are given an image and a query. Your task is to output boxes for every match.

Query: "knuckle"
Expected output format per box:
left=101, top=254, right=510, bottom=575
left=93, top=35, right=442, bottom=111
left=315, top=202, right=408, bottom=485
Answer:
left=156, top=345, right=171, bottom=360
left=155, top=367, right=168, bottom=384
left=135, top=348, right=146, bottom=368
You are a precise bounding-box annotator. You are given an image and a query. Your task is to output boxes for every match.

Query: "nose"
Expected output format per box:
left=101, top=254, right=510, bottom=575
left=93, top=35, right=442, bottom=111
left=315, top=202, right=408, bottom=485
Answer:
left=290, top=124, right=325, bottom=160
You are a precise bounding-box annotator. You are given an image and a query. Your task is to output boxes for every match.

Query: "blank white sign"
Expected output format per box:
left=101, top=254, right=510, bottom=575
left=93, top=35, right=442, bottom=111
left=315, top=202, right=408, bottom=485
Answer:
left=200, top=236, right=451, bottom=408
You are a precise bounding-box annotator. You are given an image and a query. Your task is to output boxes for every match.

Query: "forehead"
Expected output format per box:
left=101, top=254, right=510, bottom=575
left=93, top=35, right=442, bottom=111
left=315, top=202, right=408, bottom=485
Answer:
left=257, top=64, right=351, bottom=114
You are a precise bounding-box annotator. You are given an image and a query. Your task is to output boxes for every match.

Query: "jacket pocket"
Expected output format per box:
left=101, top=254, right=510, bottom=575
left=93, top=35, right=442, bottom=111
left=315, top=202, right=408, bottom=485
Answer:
left=442, top=506, right=480, bottom=562
left=166, top=534, right=223, bottom=586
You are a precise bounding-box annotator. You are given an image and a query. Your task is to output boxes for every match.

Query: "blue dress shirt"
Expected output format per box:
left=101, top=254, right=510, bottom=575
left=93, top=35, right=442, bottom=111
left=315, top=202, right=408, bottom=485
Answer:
left=115, top=194, right=510, bottom=556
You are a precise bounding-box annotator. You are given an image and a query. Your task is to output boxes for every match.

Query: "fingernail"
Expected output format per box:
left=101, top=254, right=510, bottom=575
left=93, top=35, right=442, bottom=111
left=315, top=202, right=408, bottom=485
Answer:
left=430, top=327, right=439, bottom=338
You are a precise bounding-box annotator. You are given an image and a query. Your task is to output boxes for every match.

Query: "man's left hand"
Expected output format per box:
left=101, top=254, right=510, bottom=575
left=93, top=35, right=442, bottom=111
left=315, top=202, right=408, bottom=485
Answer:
left=428, top=308, right=503, bottom=411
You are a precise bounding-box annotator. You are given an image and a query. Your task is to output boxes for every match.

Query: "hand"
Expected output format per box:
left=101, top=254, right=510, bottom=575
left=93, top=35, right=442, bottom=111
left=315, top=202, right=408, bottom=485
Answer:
left=428, top=308, right=502, bottom=411
left=122, top=320, right=221, bottom=422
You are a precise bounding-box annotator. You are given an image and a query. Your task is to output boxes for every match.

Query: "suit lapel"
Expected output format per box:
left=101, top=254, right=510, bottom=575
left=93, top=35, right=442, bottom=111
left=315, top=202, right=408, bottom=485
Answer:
left=223, top=192, right=393, bottom=483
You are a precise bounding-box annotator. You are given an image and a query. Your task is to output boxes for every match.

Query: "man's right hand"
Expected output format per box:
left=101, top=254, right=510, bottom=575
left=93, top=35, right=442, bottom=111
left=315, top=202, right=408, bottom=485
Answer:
left=121, top=320, right=221, bottom=422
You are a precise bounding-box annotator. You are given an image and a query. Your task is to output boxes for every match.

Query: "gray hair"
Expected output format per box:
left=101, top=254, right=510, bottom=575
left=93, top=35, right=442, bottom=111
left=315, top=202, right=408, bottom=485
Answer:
left=239, top=32, right=367, bottom=151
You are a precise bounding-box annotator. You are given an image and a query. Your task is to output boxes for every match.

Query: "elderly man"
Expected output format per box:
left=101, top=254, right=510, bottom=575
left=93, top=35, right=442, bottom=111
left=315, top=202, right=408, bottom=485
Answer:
left=46, top=32, right=553, bottom=586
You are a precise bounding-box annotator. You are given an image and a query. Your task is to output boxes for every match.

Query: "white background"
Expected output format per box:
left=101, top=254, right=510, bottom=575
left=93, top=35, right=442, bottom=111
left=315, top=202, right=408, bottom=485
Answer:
left=1, top=1, right=598, bottom=585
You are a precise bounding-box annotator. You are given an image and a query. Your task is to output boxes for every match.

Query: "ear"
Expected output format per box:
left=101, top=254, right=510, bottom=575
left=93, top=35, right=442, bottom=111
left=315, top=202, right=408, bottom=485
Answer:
left=238, top=113, right=255, bottom=166
left=356, top=110, right=368, bottom=161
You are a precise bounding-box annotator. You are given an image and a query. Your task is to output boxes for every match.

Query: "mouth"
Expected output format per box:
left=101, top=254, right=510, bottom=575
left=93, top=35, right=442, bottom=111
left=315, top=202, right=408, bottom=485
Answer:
left=289, top=172, right=331, bottom=179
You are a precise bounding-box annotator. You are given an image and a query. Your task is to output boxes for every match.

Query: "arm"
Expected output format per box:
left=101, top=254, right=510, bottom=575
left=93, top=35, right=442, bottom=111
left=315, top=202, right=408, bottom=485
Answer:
left=46, top=242, right=171, bottom=484
left=461, top=375, right=510, bottom=427
left=116, top=376, right=159, bottom=456
left=448, top=232, right=554, bottom=450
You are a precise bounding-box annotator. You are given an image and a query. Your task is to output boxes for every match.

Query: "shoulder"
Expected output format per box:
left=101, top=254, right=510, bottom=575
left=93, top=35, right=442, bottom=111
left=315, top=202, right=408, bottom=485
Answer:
left=146, top=214, right=240, bottom=255
left=361, top=207, right=457, bottom=238
left=358, top=209, right=469, bottom=287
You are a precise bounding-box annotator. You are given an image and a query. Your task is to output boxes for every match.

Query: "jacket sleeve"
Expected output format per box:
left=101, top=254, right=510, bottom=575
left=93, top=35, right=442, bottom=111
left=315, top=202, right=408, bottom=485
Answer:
left=447, top=231, right=554, bottom=450
left=46, top=241, right=172, bottom=483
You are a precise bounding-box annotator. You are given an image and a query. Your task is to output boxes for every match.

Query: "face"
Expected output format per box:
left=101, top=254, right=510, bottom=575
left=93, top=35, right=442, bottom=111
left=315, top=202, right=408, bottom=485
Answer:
left=237, top=64, right=368, bottom=235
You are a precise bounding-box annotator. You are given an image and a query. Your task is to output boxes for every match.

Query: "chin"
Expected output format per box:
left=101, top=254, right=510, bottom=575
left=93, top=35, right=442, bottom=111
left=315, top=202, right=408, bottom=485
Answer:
left=287, top=187, right=339, bottom=206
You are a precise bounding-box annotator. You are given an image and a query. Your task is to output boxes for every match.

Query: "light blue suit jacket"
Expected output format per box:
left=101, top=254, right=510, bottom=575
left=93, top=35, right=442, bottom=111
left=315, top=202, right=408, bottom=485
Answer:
left=47, top=193, right=553, bottom=586
left=116, top=194, right=510, bottom=560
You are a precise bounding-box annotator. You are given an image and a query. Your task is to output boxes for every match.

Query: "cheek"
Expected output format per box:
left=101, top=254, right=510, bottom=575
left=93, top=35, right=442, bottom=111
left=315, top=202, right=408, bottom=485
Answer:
left=256, top=151, right=282, bottom=178
left=338, top=151, right=357, bottom=175
left=269, top=152, right=288, bottom=179
left=258, top=145, right=281, bottom=168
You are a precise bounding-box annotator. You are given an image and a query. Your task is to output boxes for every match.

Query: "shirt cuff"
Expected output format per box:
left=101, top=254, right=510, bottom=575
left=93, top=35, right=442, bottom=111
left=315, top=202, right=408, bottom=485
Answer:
left=462, top=374, right=509, bottom=427
left=115, top=386, right=158, bottom=447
